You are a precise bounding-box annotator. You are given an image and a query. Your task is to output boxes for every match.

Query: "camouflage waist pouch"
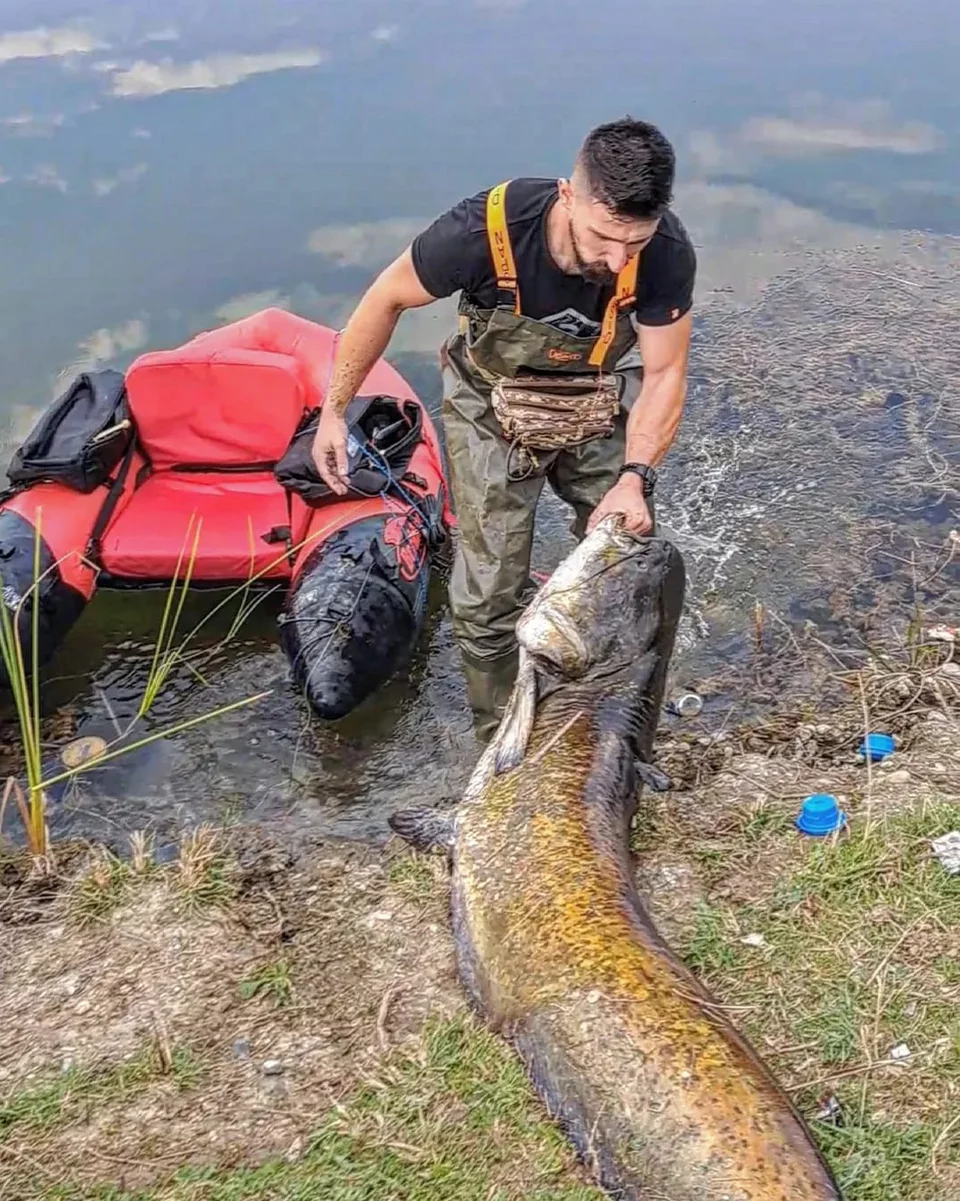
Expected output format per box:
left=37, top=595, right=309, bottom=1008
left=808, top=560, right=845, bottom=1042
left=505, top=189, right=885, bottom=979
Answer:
left=490, top=372, right=621, bottom=453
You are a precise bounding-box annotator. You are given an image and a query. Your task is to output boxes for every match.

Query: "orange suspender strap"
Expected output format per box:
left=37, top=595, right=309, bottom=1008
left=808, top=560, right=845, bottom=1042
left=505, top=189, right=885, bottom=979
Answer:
left=485, top=181, right=521, bottom=315
left=588, top=253, right=640, bottom=368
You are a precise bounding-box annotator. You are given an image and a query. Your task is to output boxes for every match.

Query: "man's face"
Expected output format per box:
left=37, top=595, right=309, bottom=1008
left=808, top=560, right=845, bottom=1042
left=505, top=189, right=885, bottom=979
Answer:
left=559, top=178, right=660, bottom=284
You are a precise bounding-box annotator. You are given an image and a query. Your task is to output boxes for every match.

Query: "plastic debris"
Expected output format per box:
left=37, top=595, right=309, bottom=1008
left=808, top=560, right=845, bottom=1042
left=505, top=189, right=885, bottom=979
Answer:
left=931, top=830, right=960, bottom=875
left=815, top=1091, right=844, bottom=1126
left=740, top=933, right=767, bottom=949
left=666, top=692, right=703, bottom=718
left=889, top=1043, right=911, bottom=1062
left=796, top=793, right=847, bottom=837
left=926, top=623, right=957, bottom=643
left=857, top=732, right=895, bottom=763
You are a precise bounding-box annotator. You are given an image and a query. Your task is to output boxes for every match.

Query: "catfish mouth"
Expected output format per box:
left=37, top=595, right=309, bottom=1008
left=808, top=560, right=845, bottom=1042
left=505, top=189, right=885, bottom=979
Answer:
left=521, top=606, right=591, bottom=676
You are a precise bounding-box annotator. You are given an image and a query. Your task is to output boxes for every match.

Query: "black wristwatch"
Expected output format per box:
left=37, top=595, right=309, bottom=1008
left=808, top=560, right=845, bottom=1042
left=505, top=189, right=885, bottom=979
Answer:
left=617, top=461, right=657, bottom=495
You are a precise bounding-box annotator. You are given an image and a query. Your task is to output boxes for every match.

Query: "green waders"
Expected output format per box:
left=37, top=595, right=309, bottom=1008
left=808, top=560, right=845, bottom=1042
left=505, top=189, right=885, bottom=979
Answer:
left=439, top=181, right=656, bottom=742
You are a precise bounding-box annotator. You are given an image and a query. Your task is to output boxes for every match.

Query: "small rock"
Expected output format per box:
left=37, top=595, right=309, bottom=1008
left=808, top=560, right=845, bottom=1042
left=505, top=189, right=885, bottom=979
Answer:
left=740, top=933, right=767, bottom=949
left=62, top=975, right=80, bottom=998
left=262, top=1059, right=284, bottom=1076
left=889, top=1043, right=911, bottom=1062
left=286, top=1136, right=304, bottom=1163
left=61, top=1056, right=74, bottom=1074
left=586, top=989, right=601, bottom=1004
left=903, top=1000, right=918, bottom=1018
left=232, top=1039, right=251, bottom=1061
left=886, top=769, right=912, bottom=785
left=75, top=1000, right=91, bottom=1016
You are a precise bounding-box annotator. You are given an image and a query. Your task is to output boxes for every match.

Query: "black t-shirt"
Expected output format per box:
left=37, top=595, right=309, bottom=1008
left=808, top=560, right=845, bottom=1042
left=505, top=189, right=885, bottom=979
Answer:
left=411, top=177, right=696, bottom=340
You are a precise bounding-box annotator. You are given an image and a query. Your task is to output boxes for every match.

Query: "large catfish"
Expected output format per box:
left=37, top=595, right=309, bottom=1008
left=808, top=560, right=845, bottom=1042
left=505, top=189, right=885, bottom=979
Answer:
left=390, top=515, right=842, bottom=1200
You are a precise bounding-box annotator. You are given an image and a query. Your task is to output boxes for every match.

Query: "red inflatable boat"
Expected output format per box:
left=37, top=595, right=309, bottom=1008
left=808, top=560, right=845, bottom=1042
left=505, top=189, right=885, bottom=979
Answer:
left=0, top=308, right=453, bottom=719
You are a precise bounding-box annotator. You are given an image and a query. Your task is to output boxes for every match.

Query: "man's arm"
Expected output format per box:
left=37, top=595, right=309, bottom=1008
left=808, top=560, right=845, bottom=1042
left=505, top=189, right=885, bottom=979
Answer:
left=311, top=246, right=439, bottom=491
left=319, top=245, right=439, bottom=416
left=585, top=311, right=692, bottom=534
left=623, top=310, right=692, bottom=466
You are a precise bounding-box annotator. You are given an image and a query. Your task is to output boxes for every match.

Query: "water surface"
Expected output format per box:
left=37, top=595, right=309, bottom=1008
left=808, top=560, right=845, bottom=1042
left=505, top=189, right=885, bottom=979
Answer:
left=0, top=0, right=956, bottom=847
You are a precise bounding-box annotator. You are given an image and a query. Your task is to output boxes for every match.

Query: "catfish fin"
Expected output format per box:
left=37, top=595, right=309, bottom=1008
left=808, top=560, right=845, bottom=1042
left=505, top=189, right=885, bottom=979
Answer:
left=493, top=648, right=538, bottom=776
left=636, top=761, right=673, bottom=793
left=387, top=807, right=455, bottom=854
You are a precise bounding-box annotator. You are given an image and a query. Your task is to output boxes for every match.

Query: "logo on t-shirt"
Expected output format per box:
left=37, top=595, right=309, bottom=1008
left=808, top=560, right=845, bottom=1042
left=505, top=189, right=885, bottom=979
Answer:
left=539, top=307, right=602, bottom=339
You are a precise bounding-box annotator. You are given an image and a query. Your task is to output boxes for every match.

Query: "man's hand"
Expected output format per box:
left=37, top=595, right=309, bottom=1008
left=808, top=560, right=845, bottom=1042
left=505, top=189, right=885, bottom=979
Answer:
left=312, top=409, right=350, bottom=495
left=586, top=472, right=653, bottom=535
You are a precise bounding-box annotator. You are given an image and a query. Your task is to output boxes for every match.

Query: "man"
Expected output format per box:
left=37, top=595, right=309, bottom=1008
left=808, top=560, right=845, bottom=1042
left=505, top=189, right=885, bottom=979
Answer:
left=312, top=116, right=695, bottom=741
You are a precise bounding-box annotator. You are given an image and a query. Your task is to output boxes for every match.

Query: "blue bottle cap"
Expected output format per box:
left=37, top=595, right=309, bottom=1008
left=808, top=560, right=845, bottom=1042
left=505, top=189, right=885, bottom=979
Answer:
left=796, top=793, right=847, bottom=836
left=858, top=732, right=895, bottom=762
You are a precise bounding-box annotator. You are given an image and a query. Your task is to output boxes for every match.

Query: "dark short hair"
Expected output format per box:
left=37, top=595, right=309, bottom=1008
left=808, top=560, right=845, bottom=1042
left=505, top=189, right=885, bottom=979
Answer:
left=576, top=117, right=675, bottom=220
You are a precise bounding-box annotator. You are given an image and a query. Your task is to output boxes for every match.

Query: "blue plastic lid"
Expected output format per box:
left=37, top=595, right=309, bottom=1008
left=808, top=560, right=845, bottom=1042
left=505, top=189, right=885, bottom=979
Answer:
left=796, top=793, right=847, bottom=836
left=858, top=733, right=895, bottom=761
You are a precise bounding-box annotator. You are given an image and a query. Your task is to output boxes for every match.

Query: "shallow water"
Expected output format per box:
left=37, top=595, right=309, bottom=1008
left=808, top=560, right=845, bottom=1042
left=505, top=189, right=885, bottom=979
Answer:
left=0, top=1, right=957, bottom=849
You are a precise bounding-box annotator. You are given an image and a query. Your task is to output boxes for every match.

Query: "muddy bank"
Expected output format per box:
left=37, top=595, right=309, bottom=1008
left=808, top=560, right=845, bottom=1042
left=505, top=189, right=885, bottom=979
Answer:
left=0, top=662, right=957, bottom=1200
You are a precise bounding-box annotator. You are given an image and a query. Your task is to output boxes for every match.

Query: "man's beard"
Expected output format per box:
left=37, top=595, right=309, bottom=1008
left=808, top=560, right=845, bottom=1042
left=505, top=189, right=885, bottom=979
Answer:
left=569, top=223, right=616, bottom=286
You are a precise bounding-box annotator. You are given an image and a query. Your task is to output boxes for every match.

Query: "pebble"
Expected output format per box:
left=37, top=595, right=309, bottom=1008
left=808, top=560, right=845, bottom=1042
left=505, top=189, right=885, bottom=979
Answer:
left=886, top=769, right=912, bottom=785
left=232, top=1039, right=251, bottom=1061
left=262, top=1059, right=284, bottom=1076
left=586, top=990, right=601, bottom=1004
left=889, top=1043, right=911, bottom=1062
left=62, top=975, right=80, bottom=998
left=740, top=933, right=767, bottom=949
left=904, top=1000, right=918, bottom=1018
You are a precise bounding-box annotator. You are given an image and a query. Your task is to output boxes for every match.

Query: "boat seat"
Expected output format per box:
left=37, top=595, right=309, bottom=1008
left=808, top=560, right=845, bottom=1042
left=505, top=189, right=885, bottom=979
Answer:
left=124, top=346, right=309, bottom=470
left=102, top=342, right=316, bottom=581
left=99, top=471, right=302, bottom=582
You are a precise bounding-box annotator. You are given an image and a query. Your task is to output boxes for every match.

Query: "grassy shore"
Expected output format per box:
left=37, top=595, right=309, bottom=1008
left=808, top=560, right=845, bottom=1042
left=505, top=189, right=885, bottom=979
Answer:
left=1, top=700, right=957, bottom=1201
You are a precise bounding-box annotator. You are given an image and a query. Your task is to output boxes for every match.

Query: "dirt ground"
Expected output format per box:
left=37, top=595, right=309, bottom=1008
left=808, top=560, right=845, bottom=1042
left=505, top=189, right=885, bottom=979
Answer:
left=0, top=666, right=958, bottom=1200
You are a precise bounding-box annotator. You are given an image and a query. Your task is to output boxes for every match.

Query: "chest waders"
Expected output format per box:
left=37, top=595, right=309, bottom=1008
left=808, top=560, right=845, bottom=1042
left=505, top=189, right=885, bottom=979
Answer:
left=439, top=180, right=654, bottom=741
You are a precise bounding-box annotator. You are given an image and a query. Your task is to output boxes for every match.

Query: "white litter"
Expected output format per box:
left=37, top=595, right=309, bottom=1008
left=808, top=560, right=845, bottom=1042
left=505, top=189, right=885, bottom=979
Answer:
left=931, top=831, right=960, bottom=876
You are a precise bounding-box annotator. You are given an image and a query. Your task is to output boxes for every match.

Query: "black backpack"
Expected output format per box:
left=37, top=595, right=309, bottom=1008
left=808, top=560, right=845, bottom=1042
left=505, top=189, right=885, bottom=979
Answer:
left=275, top=394, right=425, bottom=504
left=6, top=369, right=132, bottom=494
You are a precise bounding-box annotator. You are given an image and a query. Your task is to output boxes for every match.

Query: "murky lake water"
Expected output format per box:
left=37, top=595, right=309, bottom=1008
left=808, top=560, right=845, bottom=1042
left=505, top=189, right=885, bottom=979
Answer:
left=0, top=0, right=956, bottom=849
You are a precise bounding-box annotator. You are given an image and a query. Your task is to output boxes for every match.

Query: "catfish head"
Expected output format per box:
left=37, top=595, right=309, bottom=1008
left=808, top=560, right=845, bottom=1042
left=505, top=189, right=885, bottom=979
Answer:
left=491, top=515, right=686, bottom=775
left=517, top=514, right=685, bottom=683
